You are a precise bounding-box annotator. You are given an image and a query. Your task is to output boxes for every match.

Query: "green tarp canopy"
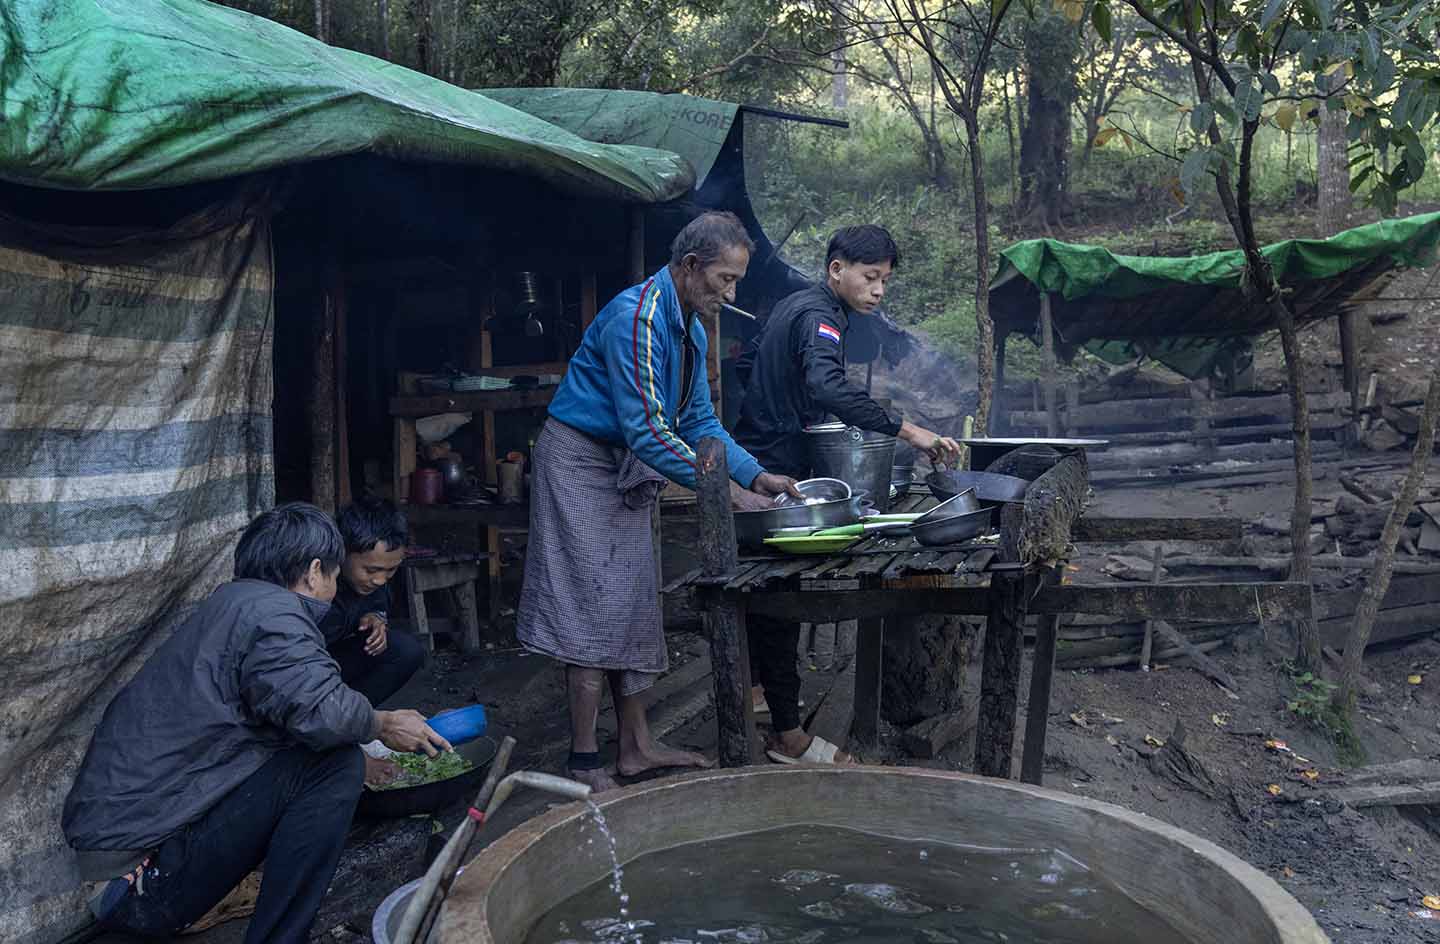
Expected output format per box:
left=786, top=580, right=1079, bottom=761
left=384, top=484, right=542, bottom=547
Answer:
left=0, top=1, right=692, bottom=202
left=486, top=89, right=741, bottom=188
left=989, top=212, right=1440, bottom=377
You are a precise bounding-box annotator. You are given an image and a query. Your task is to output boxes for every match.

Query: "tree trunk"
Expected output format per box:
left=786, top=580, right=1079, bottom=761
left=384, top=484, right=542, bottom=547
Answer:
left=314, top=0, right=329, bottom=41
left=967, top=113, right=997, bottom=434
left=1334, top=362, right=1440, bottom=708
left=1018, top=76, right=1070, bottom=229
left=882, top=615, right=980, bottom=725
left=1016, top=9, right=1077, bottom=229
left=831, top=7, right=848, bottom=109
left=378, top=0, right=391, bottom=59
left=408, top=0, right=432, bottom=75
left=1317, top=106, right=1352, bottom=234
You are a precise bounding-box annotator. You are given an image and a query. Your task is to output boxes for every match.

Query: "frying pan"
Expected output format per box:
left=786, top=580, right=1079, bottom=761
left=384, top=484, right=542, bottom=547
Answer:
left=925, top=469, right=1030, bottom=505
left=356, top=736, right=498, bottom=819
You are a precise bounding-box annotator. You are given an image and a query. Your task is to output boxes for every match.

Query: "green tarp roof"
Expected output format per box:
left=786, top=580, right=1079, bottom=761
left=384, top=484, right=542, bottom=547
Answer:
left=989, top=212, right=1440, bottom=377
left=0, top=1, right=693, bottom=202
left=487, top=89, right=740, bottom=188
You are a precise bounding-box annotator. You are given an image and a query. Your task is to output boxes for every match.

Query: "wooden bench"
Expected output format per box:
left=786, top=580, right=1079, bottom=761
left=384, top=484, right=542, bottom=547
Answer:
left=401, top=552, right=487, bottom=652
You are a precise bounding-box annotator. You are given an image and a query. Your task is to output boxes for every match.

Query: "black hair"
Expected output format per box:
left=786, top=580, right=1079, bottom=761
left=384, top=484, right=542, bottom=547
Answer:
left=336, top=496, right=409, bottom=554
left=234, top=502, right=344, bottom=588
left=826, top=224, right=900, bottom=270
left=669, top=211, right=755, bottom=267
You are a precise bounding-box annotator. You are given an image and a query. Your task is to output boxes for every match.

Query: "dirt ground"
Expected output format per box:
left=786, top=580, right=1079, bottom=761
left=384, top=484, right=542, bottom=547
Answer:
left=165, top=261, right=1440, bottom=944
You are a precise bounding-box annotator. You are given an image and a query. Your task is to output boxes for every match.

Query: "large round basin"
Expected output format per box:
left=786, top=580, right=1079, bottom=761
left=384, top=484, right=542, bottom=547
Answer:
left=438, top=765, right=1329, bottom=944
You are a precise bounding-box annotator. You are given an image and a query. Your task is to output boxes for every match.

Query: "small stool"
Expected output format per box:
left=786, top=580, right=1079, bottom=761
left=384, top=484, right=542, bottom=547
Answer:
left=401, top=553, right=486, bottom=652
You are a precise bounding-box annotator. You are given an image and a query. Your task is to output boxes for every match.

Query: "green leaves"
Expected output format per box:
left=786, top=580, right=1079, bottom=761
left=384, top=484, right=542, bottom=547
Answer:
left=1189, top=101, right=1215, bottom=133
left=1179, top=146, right=1220, bottom=202
left=1233, top=81, right=1265, bottom=122
left=1091, top=0, right=1113, bottom=43
left=1260, top=0, right=1289, bottom=30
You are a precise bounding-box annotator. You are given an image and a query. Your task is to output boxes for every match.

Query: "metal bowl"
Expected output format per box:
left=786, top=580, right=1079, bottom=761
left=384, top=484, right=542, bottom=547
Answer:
left=773, top=477, right=851, bottom=507
left=735, top=494, right=868, bottom=548
left=913, top=487, right=982, bottom=527
left=911, top=507, right=994, bottom=546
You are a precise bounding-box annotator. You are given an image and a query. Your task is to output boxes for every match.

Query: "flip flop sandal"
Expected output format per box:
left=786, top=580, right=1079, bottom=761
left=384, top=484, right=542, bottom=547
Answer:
left=767, top=735, right=844, bottom=765
left=753, top=698, right=771, bottom=718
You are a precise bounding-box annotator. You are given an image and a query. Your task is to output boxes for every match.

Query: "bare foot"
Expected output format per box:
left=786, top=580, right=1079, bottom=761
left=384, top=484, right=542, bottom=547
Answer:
left=568, top=766, right=622, bottom=794
left=364, top=756, right=401, bottom=786
left=616, top=742, right=715, bottom=778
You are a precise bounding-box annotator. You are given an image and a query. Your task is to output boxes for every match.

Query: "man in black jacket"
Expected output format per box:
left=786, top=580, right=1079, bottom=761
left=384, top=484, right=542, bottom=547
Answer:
left=734, top=225, right=960, bottom=763
left=63, top=503, right=450, bottom=944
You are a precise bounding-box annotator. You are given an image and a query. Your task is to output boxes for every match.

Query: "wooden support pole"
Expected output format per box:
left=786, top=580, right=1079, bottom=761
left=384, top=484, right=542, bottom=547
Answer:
left=993, top=333, right=1007, bottom=435
left=1039, top=293, right=1059, bottom=437
left=1339, top=309, right=1363, bottom=426
left=1020, top=612, right=1060, bottom=785
left=629, top=208, right=646, bottom=283
left=695, top=437, right=757, bottom=767
left=976, top=502, right=1026, bottom=779
left=852, top=616, right=884, bottom=749
left=1139, top=544, right=1162, bottom=672
left=310, top=286, right=338, bottom=514
left=331, top=263, right=352, bottom=508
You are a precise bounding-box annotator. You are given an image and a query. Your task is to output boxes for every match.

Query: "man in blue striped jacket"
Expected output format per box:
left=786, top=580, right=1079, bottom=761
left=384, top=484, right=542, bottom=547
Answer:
left=519, top=211, right=796, bottom=792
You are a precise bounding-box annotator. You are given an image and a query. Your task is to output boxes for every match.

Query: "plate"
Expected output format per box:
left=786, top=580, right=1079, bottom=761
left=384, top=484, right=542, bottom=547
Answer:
left=762, top=534, right=859, bottom=555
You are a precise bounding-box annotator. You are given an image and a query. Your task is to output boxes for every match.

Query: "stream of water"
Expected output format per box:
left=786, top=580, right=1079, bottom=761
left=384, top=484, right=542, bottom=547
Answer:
left=525, top=823, right=1195, bottom=944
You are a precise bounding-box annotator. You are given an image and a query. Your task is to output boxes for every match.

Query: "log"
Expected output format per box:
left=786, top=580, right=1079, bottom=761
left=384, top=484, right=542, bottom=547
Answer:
left=1164, top=554, right=1440, bottom=575
left=1064, top=637, right=1228, bottom=670
left=1017, top=452, right=1089, bottom=566
left=1149, top=620, right=1239, bottom=693
left=1148, top=720, right=1217, bottom=798
left=1319, top=601, right=1440, bottom=652
left=1072, top=516, right=1242, bottom=543
left=1010, top=390, right=1350, bottom=430
left=695, top=438, right=757, bottom=767
left=901, top=709, right=973, bottom=759
left=985, top=444, right=1065, bottom=481
left=310, top=288, right=338, bottom=513
left=1139, top=545, right=1162, bottom=672
left=1086, top=439, right=1338, bottom=471
left=1056, top=623, right=1242, bottom=663
left=853, top=618, right=884, bottom=748
left=1343, top=758, right=1440, bottom=786
left=1326, top=782, right=1440, bottom=809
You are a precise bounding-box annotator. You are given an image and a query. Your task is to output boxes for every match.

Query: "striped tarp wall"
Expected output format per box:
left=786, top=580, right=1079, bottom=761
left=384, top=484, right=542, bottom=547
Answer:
left=0, top=213, right=275, bottom=942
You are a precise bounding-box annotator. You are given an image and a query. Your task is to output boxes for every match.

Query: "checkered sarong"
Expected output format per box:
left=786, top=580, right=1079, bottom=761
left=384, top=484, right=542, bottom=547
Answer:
left=517, top=419, right=669, bottom=695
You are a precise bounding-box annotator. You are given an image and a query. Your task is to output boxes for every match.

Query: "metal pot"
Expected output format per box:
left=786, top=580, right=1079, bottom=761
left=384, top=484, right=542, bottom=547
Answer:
left=807, top=423, right=899, bottom=513
left=734, top=494, right=870, bottom=549
left=926, top=469, right=1030, bottom=505
left=435, top=455, right=466, bottom=492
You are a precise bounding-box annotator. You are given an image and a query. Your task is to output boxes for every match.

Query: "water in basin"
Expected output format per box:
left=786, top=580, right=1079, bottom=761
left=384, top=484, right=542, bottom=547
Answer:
left=524, top=823, right=1194, bottom=944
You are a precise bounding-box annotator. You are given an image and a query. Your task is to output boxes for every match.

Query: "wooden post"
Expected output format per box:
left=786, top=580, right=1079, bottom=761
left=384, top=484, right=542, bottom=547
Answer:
left=1039, top=293, right=1059, bottom=437
left=310, top=288, right=338, bottom=514
left=1139, top=544, right=1163, bottom=671
left=695, top=437, right=757, bottom=767
left=331, top=263, right=352, bottom=508
left=580, top=273, right=598, bottom=333
left=1020, top=612, right=1060, bottom=785
left=628, top=207, right=646, bottom=283
left=976, top=502, right=1026, bottom=778
left=1339, top=310, right=1363, bottom=441
left=852, top=615, right=884, bottom=748
left=993, top=333, right=1008, bottom=435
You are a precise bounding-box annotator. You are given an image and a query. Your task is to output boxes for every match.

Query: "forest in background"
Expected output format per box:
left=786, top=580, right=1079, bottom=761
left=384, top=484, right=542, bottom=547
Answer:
left=219, top=0, right=1440, bottom=379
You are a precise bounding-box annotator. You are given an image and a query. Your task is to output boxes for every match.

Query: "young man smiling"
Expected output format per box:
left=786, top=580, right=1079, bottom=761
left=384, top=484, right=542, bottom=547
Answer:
left=734, top=224, right=960, bottom=764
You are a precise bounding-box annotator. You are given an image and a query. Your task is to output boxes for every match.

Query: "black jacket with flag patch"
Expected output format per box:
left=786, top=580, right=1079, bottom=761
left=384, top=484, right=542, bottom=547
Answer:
left=734, top=283, right=903, bottom=477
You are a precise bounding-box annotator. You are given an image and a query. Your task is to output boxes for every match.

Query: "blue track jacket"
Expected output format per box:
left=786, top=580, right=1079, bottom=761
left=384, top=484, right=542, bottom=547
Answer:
left=548, top=266, right=764, bottom=490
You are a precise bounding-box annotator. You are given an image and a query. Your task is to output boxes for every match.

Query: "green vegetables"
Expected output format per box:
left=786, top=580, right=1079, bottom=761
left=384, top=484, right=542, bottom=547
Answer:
left=373, top=750, right=475, bottom=791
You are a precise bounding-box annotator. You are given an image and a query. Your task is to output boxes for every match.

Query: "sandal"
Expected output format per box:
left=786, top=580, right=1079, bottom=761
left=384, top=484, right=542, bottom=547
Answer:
left=766, top=735, right=846, bottom=765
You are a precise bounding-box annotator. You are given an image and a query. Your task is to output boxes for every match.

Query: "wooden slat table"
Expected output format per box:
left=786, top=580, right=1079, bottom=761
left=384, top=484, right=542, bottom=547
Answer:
left=679, top=444, right=1309, bottom=783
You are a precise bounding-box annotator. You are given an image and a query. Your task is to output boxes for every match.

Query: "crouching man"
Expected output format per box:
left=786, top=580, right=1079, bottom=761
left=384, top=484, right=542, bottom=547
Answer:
left=62, top=503, right=450, bottom=943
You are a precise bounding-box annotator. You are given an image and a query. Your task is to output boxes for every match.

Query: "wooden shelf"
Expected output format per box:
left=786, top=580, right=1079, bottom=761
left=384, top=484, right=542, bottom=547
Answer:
left=404, top=503, right=532, bottom=529
left=389, top=386, right=557, bottom=417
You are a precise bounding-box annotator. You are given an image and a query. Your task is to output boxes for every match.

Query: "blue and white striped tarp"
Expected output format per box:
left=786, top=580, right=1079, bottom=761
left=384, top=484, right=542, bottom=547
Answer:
left=0, top=212, right=275, bottom=941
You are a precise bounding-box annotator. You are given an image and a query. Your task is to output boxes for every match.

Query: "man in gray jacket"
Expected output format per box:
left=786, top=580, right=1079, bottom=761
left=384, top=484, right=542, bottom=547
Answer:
left=62, top=502, right=450, bottom=943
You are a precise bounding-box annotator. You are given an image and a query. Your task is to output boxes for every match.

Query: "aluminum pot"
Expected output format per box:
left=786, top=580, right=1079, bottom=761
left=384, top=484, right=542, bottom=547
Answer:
left=734, top=494, right=870, bottom=549
left=806, top=423, right=898, bottom=514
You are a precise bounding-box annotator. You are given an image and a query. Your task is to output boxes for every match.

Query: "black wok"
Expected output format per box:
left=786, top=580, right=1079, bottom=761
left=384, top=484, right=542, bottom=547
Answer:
left=925, top=469, right=1030, bottom=505
left=356, top=736, right=498, bottom=819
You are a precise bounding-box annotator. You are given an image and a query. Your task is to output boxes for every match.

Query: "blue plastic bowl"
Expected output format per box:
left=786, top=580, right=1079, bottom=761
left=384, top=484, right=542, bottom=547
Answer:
left=424, top=704, right=487, bottom=749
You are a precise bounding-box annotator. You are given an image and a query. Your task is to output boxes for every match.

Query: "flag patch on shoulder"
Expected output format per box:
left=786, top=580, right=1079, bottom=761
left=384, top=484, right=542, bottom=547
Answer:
left=816, top=323, right=841, bottom=343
